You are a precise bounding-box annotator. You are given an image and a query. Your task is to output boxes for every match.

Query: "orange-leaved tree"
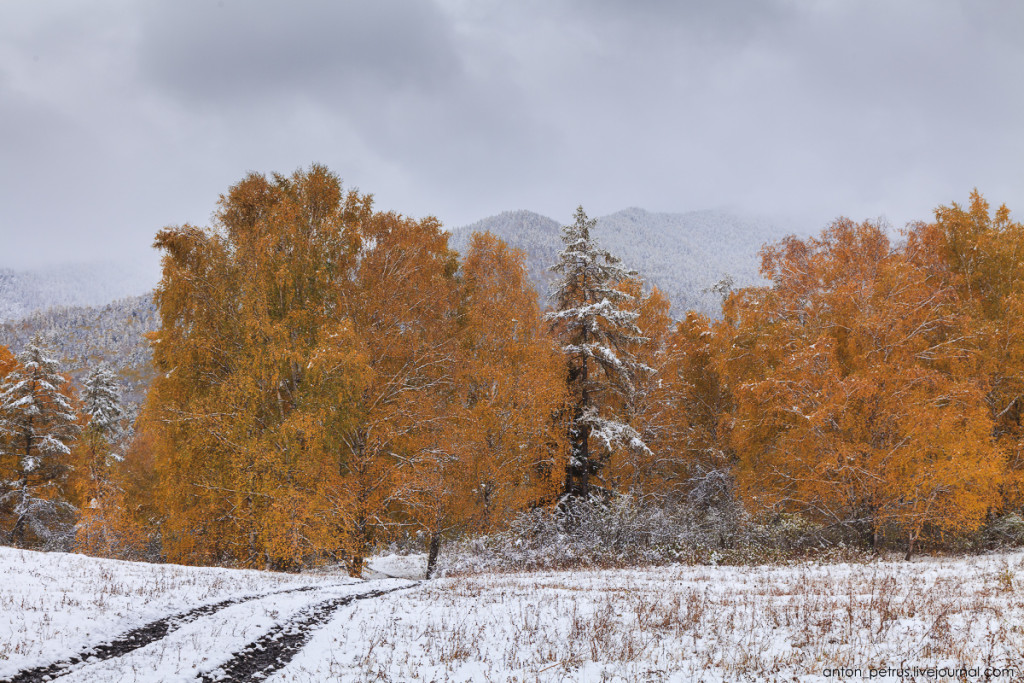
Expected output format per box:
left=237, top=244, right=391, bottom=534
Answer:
left=330, top=208, right=461, bottom=576
left=604, top=282, right=675, bottom=497
left=0, top=344, right=17, bottom=489
left=0, top=344, right=19, bottom=539
left=143, top=166, right=369, bottom=568
left=924, top=191, right=1024, bottom=511
left=395, top=232, right=567, bottom=577
left=625, top=307, right=733, bottom=505
left=721, top=217, right=1002, bottom=557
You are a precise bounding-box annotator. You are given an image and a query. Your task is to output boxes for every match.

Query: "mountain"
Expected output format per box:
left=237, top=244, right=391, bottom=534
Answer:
left=448, top=208, right=796, bottom=317
left=0, top=294, right=158, bottom=407
left=449, top=210, right=565, bottom=299
left=0, top=261, right=157, bottom=323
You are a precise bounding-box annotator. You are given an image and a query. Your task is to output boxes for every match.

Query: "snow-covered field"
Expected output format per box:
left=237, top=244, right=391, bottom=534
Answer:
left=277, top=553, right=1024, bottom=682
left=0, top=547, right=411, bottom=682
left=2, top=548, right=1024, bottom=682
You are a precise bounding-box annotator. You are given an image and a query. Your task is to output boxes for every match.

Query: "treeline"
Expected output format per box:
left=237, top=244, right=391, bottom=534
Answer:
left=1, top=166, right=1021, bottom=570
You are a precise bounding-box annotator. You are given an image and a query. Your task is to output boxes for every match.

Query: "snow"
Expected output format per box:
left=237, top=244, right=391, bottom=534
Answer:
left=581, top=406, right=652, bottom=455
left=545, top=298, right=640, bottom=327
left=3, top=547, right=1024, bottom=681
left=7, top=395, right=34, bottom=409
left=38, top=434, right=72, bottom=455
left=364, top=553, right=428, bottom=580
left=274, top=553, right=1024, bottom=682
left=56, top=583, right=400, bottom=683
left=0, top=546, right=369, bottom=680
left=81, top=366, right=125, bottom=435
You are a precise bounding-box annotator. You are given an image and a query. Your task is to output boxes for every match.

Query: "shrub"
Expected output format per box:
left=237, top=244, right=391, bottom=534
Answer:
left=436, top=492, right=851, bottom=575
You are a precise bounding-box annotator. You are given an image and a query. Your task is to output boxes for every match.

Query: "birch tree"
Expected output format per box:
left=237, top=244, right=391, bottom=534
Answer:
left=145, top=166, right=369, bottom=568
left=333, top=209, right=460, bottom=577
left=721, top=218, right=1002, bottom=557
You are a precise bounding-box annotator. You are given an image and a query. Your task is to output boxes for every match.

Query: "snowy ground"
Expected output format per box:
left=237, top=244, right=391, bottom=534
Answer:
left=360, top=552, right=428, bottom=580
left=2, top=548, right=1024, bottom=681
left=0, top=547, right=412, bottom=682
left=273, top=552, right=1024, bottom=682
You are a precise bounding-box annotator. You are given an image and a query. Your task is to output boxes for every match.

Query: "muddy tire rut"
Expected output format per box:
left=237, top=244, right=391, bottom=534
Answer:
left=0, top=584, right=325, bottom=683
left=197, top=585, right=414, bottom=682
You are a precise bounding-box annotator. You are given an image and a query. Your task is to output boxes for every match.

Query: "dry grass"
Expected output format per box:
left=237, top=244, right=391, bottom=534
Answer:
left=277, top=551, right=1024, bottom=682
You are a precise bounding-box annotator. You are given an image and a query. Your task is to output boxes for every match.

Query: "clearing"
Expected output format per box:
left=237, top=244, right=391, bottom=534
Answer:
left=1, top=547, right=1023, bottom=681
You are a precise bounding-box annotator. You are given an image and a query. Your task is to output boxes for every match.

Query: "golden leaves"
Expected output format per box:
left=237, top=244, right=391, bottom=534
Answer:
left=721, top=202, right=1020, bottom=549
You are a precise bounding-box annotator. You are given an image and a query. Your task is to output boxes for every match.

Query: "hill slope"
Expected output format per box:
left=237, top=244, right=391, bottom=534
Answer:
left=448, top=208, right=792, bottom=317
left=0, top=294, right=158, bottom=406
left=0, top=261, right=157, bottom=323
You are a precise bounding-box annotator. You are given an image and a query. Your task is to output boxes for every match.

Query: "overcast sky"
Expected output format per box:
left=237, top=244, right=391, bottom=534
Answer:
left=1, top=0, right=1022, bottom=273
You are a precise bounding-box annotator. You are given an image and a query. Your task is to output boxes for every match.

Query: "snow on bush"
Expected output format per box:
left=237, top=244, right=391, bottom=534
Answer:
left=437, top=493, right=842, bottom=575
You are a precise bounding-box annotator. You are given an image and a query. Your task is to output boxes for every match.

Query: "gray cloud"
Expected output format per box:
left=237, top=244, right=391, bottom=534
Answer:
left=0, top=0, right=1021, bottom=273
left=140, top=1, right=462, bottom=104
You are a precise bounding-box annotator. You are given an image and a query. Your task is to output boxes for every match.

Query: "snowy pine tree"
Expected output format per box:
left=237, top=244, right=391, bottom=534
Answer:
left=72, top=364, right=131, bottom=552
left=75, top=364, right=128, bottom=504
left=547, top=206, right=652, bottom=499
left=81, top=365, right=126, bottom=444
left=0, top=339, right=80, bottom=547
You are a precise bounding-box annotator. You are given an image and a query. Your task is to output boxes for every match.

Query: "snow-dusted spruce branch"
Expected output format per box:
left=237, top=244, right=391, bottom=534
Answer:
left=578, top=407, right=652, bottom=456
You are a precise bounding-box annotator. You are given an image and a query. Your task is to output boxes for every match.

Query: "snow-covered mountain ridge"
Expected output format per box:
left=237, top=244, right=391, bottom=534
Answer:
left=3, top=208, right=796, bottom=322
left=0, top=261, right=157, bottom=323
left=448, top=207, right=796, bottom=317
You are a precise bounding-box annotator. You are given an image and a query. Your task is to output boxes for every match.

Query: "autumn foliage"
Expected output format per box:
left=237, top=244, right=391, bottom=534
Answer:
left=720, top=216, right=1001, bottom=556
left=710, top=192, right=1024, bottom=557
left=133, top=167, right=566, bottom=573
left=19, top=169, right=1020, bottom=568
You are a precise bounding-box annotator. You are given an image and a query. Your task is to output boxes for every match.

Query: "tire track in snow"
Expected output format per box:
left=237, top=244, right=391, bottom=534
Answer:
left=197, top=584, right=417, bottom=682
left=0, top=584, right=330, bottom=683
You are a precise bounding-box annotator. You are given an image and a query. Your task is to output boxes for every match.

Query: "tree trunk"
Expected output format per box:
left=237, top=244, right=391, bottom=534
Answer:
left=12, top=478, right=29, bottom=547
left=345, top=435, right=370, bottom=579
left=563, top=454, right=574, bottom=499
left=579, top=326, right=590, bottom=498
left=11, top=511, right=27, bottom=547
left=904, top=529, right=917, bottom=561
left=425, top=532, right=441, bottom=579
left=349, top=554, right=364, bottom=578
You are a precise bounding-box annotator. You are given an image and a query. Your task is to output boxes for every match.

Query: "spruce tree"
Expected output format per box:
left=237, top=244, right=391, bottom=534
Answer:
left=73, top=364, right=127, bottom=507
left=81, top=365, right=126, bottom=445
left=0, top=340, right=80, bottom=547
left=547, top=206, right=651, bottom=499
